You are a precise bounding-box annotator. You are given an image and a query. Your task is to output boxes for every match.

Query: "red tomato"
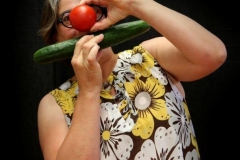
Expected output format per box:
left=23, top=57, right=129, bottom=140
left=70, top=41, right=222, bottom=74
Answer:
left=69, top=5, right=96, bottom=32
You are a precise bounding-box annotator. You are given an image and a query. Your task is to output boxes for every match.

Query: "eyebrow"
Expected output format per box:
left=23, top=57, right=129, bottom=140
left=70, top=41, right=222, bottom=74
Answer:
left=59, top=9, right=71, bottom=17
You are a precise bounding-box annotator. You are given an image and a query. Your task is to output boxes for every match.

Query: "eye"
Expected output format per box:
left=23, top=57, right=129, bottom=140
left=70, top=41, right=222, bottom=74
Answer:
left=62, top=12, right=70, bottom=22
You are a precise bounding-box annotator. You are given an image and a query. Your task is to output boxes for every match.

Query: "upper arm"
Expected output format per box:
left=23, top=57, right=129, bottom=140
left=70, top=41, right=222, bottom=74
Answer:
left=141, top=37, right=226, bottom=81
left=37, top=93, right=69, bottom=160
left=141, top=37, right=192, bottom=81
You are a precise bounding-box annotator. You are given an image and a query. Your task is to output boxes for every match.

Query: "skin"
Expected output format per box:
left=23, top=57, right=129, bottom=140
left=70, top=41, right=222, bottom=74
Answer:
left=38, top=0, right=227, bottom=159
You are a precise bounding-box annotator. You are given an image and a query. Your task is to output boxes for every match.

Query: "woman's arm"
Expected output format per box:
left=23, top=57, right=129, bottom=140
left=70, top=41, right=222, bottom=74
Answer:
left=38, top=35, right=104, bottom=160
left=82, top=0, right=227, bottom=81
left=38, top=92, right=101, bottom=160
left=134, top=1, right=227, bottom=81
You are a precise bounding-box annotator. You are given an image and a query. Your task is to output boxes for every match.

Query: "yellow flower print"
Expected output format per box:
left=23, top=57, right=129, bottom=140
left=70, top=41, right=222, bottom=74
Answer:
left=185, top=149, right=199, bottom=159
left=101, top=73, right=116, bottom=100
left=118, top=100, right=132, bottom=120
left=125, top=76, right=169, bottom=139
left=191, top=134, right=200, bottom=158
left=100, top=102, right=134, bottom=159
left=130, top=46, right=154, bottom=77
left=183, top=102, right=190, bottom=121
left=49, top=80, right=79, bottom=116
left=135, top=127, right=185, bottom=159
left=165, top=91, right=194, bottom=149
left=101, top=90, right=114, bottom=99
left=106, top=73, right=115, bottom=84
left=184, top=102, right=200, bottom=158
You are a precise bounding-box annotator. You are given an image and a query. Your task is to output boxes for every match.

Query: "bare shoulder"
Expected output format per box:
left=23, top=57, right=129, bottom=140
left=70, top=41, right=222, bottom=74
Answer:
left=38, top=94, right=69, bottom=158
left=38, top=93, right=62, bottom=118
left=38, top=93, right=68, bottom=128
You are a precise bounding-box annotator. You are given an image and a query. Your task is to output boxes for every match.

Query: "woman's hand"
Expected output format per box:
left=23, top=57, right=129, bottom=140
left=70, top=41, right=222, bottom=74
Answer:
left=79, top=0, right=131, bottom=31
left=71, top=34, right=104, bottom=94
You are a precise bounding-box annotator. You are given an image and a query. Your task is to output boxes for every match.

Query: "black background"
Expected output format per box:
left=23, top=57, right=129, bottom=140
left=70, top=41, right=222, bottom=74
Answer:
left=14, top=0, right=239, bottom=159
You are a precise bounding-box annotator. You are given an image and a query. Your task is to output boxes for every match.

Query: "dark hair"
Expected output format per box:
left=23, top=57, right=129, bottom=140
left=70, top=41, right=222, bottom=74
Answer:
left=38, top=0, right=73, bottom=67
left=38, top=0, right=59, bottom=44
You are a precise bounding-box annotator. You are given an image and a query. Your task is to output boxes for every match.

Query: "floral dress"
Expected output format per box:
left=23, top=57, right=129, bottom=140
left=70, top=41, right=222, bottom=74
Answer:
left=50, top=45, right=200, bottom=160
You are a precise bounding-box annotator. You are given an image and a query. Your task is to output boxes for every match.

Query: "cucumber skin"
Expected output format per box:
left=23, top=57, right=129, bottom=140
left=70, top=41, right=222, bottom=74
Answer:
left=33, top=20, right=150, bottom=64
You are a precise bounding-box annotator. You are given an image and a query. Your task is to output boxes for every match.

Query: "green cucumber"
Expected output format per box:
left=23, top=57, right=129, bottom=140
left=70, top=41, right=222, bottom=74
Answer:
left=33, top=20, right=150, bottom=64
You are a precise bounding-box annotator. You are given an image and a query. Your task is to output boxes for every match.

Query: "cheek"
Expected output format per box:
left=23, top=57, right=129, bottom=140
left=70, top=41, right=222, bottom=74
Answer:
left=56, top=25, right=86, bottom=42
left=56, top=27, right=77, bottom=42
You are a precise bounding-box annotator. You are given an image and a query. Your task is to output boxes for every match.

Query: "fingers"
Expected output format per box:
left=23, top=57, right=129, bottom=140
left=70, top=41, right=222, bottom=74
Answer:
left=79, top=0, right=105, bottom=6
left=80, top=0, right=129, bottom=32
left=72, top=35, right=94, bottom=59
left=72, top=34, right=104, bottom=69
left=87, top=44, right=101, bottom=67
left=71, top=34, right=104, bottom=92
left=73, top=34, right=104, bottom=57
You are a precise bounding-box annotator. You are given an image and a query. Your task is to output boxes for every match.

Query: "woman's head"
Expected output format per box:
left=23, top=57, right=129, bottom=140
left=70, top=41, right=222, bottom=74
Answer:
left=39, top=0, right=86, bottom=44
left=38, top=0, right=107, bottom=45
left=38, top=0, right=108, bottom=66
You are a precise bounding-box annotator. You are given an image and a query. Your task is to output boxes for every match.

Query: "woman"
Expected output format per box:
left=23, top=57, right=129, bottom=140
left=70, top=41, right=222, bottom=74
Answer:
left=37, top=0, right=227, bottom=159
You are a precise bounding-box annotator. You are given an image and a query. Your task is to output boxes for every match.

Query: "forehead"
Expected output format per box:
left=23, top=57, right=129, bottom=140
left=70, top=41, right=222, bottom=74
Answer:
left=58, top=0, right=81, bottom=14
